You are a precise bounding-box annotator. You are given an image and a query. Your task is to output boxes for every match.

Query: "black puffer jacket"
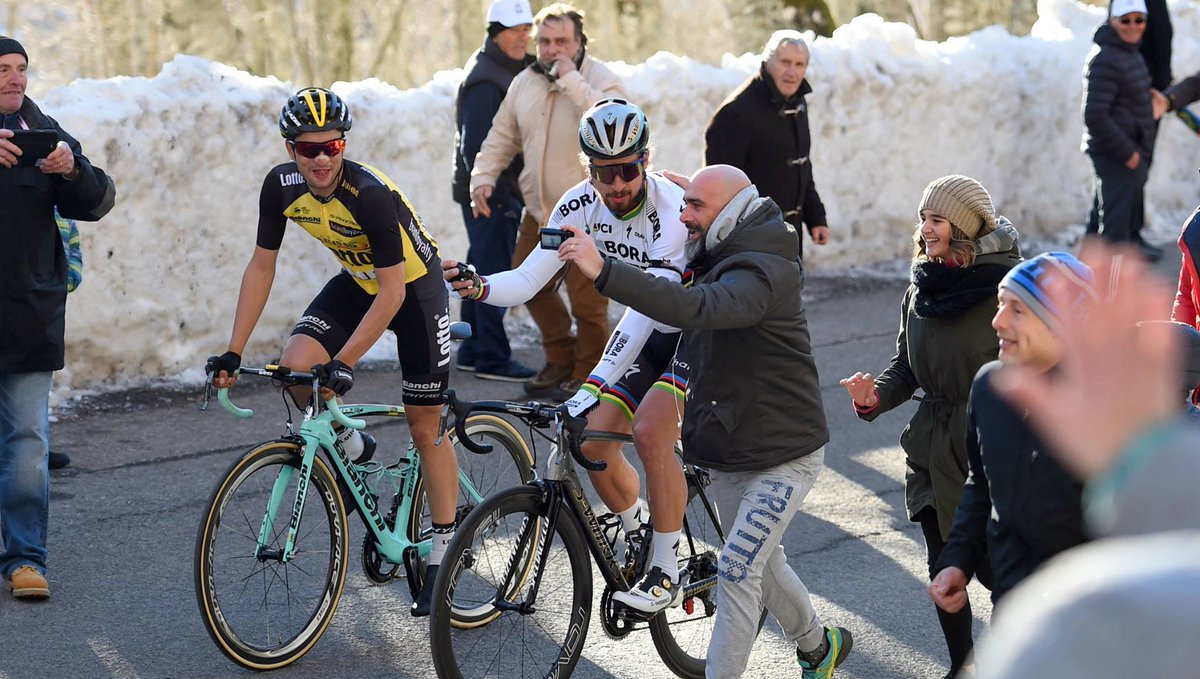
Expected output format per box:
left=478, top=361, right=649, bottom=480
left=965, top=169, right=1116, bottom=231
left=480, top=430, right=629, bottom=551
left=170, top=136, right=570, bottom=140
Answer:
left=596, top=196, right=828, bottom=472
left=1081, top=24, right=1156, bottom=164
left=935, top=362, right=1088, bottom=604
left=1, top=97, right=114, bottom=372
left=704, top=66, right=826, bottom=256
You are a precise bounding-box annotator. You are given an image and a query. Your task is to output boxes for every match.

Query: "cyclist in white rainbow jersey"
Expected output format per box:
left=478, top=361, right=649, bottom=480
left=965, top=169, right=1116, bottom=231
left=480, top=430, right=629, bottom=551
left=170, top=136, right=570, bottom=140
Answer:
left=444, top=98, right=692, bottom=614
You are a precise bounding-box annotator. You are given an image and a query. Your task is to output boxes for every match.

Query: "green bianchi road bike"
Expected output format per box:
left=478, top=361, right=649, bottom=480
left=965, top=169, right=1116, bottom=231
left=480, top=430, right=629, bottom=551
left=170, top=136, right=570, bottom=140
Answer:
left=429, top=391, right=739, bottom=679
left=193, top=358, right=534, bottom=671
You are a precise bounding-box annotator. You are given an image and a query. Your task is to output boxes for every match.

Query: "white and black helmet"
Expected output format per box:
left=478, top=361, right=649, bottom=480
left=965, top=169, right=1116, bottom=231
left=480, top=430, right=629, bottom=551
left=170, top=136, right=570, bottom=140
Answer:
left=579, top=98, right=649, bottom=160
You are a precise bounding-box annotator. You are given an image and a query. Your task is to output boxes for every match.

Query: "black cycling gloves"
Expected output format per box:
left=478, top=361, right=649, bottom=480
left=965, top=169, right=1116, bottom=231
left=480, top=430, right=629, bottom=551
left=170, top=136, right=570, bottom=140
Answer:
left=451, top=262, right=485, bottom=301
left=314, top=359, right=355, bottom=396
left=206, top=351, right=241, bottom=378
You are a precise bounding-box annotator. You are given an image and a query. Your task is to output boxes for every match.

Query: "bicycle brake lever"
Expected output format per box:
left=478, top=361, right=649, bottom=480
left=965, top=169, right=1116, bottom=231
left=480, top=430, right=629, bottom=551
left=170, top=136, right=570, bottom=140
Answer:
left=200, top=378, right=212, bottom=411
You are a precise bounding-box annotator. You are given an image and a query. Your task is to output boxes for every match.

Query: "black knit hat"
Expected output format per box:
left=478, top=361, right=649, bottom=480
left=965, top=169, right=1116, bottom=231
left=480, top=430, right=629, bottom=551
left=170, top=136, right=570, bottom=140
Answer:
left=0, top=36, right=27, bottom=62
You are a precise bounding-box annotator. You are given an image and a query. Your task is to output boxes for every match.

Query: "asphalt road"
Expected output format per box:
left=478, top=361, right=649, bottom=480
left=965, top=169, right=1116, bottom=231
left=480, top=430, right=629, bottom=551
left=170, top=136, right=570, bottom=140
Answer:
left=1, top=248, right=1177, bottom=679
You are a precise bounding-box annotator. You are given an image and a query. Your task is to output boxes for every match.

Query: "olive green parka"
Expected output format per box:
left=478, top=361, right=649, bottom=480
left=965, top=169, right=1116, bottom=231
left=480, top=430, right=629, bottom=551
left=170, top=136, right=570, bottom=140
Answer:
left=858, top=219, right=1022, bottom=538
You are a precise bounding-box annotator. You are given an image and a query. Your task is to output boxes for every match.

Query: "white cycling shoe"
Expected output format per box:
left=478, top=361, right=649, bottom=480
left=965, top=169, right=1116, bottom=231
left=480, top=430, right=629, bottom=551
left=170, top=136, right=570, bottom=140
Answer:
left=613, top=566, right=687, bottom=614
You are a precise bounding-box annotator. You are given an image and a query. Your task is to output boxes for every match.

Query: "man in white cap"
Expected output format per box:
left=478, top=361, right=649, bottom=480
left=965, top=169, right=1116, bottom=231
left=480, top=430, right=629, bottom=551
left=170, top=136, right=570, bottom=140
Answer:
left=450, top=0, right=537, bottom=383
left=1081, top=0, right=1159, bottom=258
left=468, top=3, right=625, bottom=401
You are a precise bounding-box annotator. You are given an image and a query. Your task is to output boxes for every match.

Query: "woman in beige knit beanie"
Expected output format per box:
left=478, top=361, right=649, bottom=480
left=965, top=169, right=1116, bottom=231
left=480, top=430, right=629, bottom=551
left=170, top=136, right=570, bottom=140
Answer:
left=912, top=174, right=1000, bottom=265
left=840, top=174, right=1022, bottom=677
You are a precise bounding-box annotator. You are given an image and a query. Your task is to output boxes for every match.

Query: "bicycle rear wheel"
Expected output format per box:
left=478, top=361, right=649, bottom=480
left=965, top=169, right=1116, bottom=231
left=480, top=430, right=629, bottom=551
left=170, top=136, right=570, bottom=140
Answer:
left=648, top=464, right=727, bottom=679
left=194, top=440, right=349, bottom=670
left=429, top=485, right=592, bottom=679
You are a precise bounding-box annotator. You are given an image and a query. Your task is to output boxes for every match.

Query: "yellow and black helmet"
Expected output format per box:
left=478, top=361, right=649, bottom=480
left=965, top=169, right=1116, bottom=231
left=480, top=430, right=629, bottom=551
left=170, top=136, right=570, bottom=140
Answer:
left=279, top=87, right=353, bottom=139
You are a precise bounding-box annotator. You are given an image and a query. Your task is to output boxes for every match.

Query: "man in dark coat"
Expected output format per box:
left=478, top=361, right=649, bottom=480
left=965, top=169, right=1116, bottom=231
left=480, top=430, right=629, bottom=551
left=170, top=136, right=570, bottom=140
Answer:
left=557, top=165, right=851, bottom=678
left=0, top=36, right=115, bottom=600
left=930, top=253, right=1093, bottom=613
left=704, top=30, right=828, bottom=261
left=1133, top=0, right=1169, bottom=257
left=1082, top=0, right=1157, bottom=251
left=450, top=0, right=536, bottom=381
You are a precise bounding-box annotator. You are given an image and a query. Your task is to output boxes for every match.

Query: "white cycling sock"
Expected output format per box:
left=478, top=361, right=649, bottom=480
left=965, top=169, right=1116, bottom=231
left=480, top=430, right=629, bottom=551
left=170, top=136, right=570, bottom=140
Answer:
left=430, top=522, right=455, bottom=567
left=650, top=529, right=680, bottom=582
left=616, top=503, right=644, bottom=534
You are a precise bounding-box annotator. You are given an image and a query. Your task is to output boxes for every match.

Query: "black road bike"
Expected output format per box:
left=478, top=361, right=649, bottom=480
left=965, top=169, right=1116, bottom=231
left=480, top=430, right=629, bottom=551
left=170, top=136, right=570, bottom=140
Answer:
left=428, top=390, right=740, bottom=679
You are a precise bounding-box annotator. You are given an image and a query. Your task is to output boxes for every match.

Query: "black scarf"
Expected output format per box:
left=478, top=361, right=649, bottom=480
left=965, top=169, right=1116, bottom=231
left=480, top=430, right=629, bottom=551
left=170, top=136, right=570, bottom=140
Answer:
left=911, top=261, right=1010, bottom=319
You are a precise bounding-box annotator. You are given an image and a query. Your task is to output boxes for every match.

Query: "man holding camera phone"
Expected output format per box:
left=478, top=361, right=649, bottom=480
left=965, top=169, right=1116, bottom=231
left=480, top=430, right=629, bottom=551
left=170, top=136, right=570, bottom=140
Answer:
left=0, top=36, right=115, bottom=600
left=446, top=99, right=696, bottom=615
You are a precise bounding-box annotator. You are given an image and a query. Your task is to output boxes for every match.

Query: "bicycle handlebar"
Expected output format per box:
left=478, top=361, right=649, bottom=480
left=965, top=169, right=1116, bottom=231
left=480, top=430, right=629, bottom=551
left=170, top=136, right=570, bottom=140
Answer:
left=209, top=366, right=366, bottom=430
left=444, top=389, right=606, bottom=472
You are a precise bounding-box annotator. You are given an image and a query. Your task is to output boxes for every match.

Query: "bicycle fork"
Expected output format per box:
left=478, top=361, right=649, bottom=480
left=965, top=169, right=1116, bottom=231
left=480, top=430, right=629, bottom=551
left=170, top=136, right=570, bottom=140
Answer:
left=254, top=439, right=323, bottom=563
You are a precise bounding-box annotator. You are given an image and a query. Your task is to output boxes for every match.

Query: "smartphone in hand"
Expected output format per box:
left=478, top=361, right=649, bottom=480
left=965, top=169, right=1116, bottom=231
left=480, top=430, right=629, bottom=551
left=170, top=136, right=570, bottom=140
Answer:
left=8, top=129, right=59, bottom=168
left=539, top=227, right=571, bottom=250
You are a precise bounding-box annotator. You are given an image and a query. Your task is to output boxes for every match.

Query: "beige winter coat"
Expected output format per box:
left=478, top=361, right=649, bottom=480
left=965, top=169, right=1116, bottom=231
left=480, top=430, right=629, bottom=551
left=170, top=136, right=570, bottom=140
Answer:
left=469, top=55, right=625, bottom=225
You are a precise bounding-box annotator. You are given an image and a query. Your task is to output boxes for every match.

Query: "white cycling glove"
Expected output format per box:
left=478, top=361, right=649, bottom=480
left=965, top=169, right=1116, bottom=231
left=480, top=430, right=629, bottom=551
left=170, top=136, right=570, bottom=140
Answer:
left=563, top=385, right=601, bottom=417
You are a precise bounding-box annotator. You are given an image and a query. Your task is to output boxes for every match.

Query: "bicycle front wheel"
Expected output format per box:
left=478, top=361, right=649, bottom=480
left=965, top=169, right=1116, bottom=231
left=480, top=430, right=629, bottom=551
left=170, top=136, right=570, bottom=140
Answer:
left=430, top=485, right=592, bottom=679
left=409, top=413, right=537, bottom=625
left=194, top=440, right=350, bottom=670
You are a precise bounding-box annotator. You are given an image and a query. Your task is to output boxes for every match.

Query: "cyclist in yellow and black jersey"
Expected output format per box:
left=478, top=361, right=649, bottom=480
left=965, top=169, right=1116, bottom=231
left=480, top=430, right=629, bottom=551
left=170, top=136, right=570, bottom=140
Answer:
left=209, top=88, right=459, bottom=617
left=256, top=157, right=441, bottom=292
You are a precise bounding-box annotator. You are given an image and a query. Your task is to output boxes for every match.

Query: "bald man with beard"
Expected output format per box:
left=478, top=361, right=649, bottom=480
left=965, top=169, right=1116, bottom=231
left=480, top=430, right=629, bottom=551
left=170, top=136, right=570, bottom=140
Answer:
left=558, top=165, right=853, bottom=678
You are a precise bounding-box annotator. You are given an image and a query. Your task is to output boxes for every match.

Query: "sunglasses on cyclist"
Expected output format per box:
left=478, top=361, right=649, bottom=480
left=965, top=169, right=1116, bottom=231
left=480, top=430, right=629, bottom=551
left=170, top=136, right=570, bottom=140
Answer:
left=289, top=138, right=346, bottom=159
left=589, top=157, right=645, bottom=184
left=1117, top=14, right=1146, bottom=25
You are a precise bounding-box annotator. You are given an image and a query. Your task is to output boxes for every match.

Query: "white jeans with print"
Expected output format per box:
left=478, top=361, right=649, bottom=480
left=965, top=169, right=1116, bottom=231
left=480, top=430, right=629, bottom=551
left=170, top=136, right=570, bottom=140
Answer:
left=705, top=447, right=827, bottom=678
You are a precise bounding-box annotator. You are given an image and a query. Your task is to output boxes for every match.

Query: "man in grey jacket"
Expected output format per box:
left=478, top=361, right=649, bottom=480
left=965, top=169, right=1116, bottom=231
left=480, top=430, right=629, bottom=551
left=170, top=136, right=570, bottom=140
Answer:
left=557, top=165, right=851, bottom=678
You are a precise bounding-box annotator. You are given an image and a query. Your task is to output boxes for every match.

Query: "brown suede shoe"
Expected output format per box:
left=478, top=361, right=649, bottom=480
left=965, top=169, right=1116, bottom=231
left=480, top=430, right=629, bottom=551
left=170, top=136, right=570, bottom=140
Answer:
left=524, top=363, right=572, bottom=395
left=5, top=566, right=49, bottom=599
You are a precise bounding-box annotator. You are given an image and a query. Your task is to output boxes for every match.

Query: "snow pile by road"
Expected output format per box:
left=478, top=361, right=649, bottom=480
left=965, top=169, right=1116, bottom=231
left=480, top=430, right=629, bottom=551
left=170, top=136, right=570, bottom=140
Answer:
left=27, top=0, right=1199, bottom=393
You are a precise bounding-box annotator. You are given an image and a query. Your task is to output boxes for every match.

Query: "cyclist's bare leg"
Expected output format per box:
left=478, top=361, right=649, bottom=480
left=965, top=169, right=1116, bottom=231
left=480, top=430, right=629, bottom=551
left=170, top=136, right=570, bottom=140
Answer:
left=631, top=387, right=685, bottom=533
left=582, top=400, right=641, bottom=515
left=407, top=404, right=459, bottom=526
left=278, top=335, right=331, bottom=407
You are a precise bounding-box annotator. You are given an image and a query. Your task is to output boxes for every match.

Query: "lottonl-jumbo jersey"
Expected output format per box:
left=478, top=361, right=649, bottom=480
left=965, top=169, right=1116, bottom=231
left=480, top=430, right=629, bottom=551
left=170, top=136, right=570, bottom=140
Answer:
left=478, top=171, right=688, bottom=390
left=257, top=160, right=441, bottom=294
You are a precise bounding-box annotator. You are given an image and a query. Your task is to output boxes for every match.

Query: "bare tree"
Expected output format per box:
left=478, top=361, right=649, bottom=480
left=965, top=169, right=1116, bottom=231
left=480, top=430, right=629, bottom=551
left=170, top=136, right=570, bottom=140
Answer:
left=13, top=0, right=1082, bottom=90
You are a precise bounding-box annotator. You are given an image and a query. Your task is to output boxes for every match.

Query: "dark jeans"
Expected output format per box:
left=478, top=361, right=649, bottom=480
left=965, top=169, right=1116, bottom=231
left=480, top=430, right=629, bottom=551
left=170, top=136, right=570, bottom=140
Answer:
left=457, top=194, right=521, bottom=372
left=1085, top=153, right=1149, bottom=243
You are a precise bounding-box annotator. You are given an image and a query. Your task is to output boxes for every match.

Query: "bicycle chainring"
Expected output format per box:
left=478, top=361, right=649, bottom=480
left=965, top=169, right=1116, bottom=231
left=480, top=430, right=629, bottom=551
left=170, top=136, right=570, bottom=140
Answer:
left=361, top=493, right=403, bottom=584
left=599, top=587, right=640, bottom=639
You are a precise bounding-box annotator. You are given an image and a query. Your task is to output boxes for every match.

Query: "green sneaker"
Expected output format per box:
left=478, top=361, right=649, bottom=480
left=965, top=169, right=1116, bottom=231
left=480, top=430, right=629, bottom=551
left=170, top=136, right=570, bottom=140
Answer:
left=798, top=626, right=852, bottom=679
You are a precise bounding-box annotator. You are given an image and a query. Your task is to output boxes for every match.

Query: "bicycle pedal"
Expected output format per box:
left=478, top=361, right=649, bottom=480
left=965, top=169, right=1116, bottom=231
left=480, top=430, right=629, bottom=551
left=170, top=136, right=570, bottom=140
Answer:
left=682, top=597, right=695, bottom=615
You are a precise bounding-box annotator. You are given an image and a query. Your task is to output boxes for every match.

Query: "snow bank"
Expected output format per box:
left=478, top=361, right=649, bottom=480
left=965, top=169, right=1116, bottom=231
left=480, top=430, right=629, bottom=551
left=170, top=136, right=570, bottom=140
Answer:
left=35, top=0, right=1200, bottom=392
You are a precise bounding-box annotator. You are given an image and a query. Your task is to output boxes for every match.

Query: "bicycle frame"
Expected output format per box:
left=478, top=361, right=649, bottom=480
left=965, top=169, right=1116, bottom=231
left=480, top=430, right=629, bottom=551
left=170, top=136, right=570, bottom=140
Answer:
left=537, top=426, right=725, bottom=606
left=214, top=372, right=492, bottom=569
